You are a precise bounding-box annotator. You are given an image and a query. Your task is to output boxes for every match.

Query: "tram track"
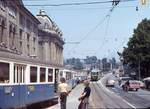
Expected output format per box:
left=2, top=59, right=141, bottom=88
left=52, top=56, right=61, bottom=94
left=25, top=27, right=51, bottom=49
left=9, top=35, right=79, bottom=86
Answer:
left=90, top=82, right=106, bottom=108
left=95, top=82, right=124, bottom=108
left=90, top=81, right=133, bottom=109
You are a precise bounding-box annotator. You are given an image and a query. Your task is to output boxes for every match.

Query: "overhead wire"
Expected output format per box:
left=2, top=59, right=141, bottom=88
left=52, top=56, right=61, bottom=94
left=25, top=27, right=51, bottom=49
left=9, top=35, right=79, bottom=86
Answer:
left=21, top=0, right=137, bottom=7
left=93, top=6, right=114, bottom=56
left=66, top=10, right=112, bottom=56
left=66, top=0, right=138, bottom=56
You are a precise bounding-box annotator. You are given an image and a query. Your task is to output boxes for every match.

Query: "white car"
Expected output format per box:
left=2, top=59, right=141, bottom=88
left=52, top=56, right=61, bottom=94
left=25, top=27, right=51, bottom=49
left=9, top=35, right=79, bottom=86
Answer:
left=106, top=79, right=115, bottom=87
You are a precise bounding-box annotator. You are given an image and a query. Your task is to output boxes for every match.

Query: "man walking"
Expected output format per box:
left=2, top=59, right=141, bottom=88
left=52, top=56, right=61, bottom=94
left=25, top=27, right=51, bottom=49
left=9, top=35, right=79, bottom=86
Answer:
left=58, top=77, right=70, bottom=109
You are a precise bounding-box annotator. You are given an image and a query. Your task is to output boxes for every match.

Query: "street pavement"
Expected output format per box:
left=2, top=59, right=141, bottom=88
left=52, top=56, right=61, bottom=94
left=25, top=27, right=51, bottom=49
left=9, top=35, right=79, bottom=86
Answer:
left=108, top=84, right=150, bottom=108
left=89, top=81, right=133, bottom=109
left=102, top=73, right=150, bottom=108
left=46, top=84, right=84, bottom=109
left=47, top=73, right=150, bottom=109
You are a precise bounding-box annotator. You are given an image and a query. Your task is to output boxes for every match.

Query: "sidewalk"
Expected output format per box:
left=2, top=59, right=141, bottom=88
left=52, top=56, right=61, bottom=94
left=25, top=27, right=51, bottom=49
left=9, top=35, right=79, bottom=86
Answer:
left=47, top=84, right=84, bottom=109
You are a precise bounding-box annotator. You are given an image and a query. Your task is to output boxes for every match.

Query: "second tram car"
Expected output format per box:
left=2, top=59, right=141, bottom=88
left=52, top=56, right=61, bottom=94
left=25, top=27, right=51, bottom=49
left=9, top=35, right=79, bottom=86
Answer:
left=59, top=69, right=76, bottom=89
left=91, top=69, right=101, bottom=81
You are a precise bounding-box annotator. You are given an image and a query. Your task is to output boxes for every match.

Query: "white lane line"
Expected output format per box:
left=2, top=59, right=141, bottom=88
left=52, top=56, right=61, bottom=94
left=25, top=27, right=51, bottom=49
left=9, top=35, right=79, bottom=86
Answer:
left=99, top=80, right=114, bottom=94
left=122, top=99, right=136, bottom=109
left=98, top=79, right=136, bottom=109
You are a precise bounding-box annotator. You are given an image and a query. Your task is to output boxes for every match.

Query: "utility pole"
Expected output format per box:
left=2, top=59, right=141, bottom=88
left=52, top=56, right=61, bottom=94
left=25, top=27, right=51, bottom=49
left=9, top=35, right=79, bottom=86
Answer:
left=138, top=57, right=141, bottom=80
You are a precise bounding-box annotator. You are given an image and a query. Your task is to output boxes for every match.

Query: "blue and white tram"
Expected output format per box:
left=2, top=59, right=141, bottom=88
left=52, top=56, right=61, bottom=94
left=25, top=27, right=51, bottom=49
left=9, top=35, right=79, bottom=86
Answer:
left=0, top=59, right=60, bottom=109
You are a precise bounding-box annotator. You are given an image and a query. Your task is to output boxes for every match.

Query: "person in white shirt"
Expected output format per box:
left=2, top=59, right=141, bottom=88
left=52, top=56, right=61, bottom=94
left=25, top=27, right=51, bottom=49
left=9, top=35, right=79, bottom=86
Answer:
left=58, top=77, right=70, bottom=109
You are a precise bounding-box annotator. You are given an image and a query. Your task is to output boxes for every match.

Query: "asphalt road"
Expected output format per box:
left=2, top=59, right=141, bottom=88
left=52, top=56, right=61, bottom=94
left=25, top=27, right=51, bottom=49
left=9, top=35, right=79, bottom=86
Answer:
left=108, top=84, right=150, bottom=108
left=89, top=82, right=132, bottom=109
left=89, top=73, right=150, bottom=109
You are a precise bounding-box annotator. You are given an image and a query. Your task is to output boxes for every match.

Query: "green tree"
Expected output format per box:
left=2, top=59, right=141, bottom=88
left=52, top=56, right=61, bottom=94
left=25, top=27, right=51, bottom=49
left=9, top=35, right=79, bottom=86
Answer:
left=122, top=18, right=150, bottom=78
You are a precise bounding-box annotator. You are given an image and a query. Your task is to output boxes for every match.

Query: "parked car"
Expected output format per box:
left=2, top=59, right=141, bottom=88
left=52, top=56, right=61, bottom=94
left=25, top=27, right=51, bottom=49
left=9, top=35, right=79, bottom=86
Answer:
left=121, top=80, right=140, bottom=91
left=129, top=80, right=140, bottom=91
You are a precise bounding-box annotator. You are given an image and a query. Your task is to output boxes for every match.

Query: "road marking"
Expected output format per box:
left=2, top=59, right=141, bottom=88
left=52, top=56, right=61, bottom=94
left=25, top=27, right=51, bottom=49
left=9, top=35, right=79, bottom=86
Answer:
left=122, top=99, right=136, bottom=109
left=98, top=80, right=136, bottom=109
left=99, top=80, right=114, bottom=94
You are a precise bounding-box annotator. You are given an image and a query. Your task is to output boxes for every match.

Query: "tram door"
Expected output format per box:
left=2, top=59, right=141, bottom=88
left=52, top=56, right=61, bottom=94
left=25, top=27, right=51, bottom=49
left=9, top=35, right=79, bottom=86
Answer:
left=54, top=69, right=59, bottom=93
left=14, top=64, right=26, bottom=108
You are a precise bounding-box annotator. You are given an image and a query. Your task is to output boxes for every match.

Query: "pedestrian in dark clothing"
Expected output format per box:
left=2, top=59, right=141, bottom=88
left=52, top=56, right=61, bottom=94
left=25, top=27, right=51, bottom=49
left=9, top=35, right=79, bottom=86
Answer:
left=125, top=80, right=130, bottom=91
left=78, top=80, right=91, bottom=109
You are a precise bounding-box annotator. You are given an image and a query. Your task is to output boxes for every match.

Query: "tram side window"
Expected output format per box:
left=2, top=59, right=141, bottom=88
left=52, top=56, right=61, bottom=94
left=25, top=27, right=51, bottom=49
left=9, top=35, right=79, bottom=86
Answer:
left=0, top=62, right=9, bottom=83
left=30, top=66, right=37, bottom=83
left=40, top=68, right=46, bottom=82
left=48, top=68, right=53, bottom=82
left=66, top=72, right=71, bottom=80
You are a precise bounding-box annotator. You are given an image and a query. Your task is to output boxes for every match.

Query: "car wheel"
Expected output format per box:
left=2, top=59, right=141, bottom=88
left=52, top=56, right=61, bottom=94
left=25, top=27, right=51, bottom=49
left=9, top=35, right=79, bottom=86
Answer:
left=136, top=89, right=138, bottom=91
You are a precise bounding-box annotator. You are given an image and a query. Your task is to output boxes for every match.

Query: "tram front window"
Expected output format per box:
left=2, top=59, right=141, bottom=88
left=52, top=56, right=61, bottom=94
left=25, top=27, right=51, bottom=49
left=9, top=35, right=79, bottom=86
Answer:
left=0, top=62, right=9, bottom=83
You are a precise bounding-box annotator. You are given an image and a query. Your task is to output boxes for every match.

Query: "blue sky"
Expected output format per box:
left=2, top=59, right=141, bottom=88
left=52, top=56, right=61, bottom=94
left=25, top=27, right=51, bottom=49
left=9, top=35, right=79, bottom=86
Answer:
left=23, top=0, right=150, bottom=60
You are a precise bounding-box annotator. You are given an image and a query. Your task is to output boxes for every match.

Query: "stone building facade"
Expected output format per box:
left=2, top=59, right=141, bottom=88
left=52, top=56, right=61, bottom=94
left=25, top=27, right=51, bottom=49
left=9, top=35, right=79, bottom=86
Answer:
left=36, top=10, right=64, bottom=65
left=0, top=0, right=64, bottom=66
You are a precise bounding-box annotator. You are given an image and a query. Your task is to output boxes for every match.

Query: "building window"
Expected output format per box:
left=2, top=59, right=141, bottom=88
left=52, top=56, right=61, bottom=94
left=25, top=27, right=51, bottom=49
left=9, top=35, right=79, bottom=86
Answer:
left=20, top=42, right=22, bottom=52
left=26, top=19, right=32, bottom=31
left=48, top=68, right=53, bottom=82
left=40, top=68, right=46, bottom=82
left=33, top=24, right=37, bottom=34
left=9, top=23, right=16, bottom=47
left=0, top=0, right=6, bottom=11
left=33, top=37, right=36, bottom=54
left=19, top=29, right=23, bottom=40
left=27, top=44, right=30, bottom=55
left=33, top=47, right=36, bottom=53
left=27, top=33, right=30, bottom=55
left=19, top=13, right=25, bottom=27
left=0, top=16, right=6, bottom=43
left=27, top=33, right=30, bottom=42
left=33, top=37, right=36, bottom=43
left=8, top=5, right=17, bottom=19
left=0, top=62, right=9, bottom=83
left=30, top=66, right=37, bottom=83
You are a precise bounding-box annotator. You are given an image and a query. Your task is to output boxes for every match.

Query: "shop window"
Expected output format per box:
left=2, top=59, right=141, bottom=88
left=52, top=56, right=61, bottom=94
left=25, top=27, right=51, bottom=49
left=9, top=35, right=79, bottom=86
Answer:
left=30, top=66, right=37, bottom=83
left=40, top=68, right=46, bottom=82
left=0, top=62, right=9, bottom=83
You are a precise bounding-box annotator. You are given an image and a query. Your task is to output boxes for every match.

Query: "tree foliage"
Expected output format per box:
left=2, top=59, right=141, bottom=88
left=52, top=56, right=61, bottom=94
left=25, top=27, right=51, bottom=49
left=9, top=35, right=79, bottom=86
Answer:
left=122, top=18, right=150, bottom=78
left=64, top=58, right=83, bottom=70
